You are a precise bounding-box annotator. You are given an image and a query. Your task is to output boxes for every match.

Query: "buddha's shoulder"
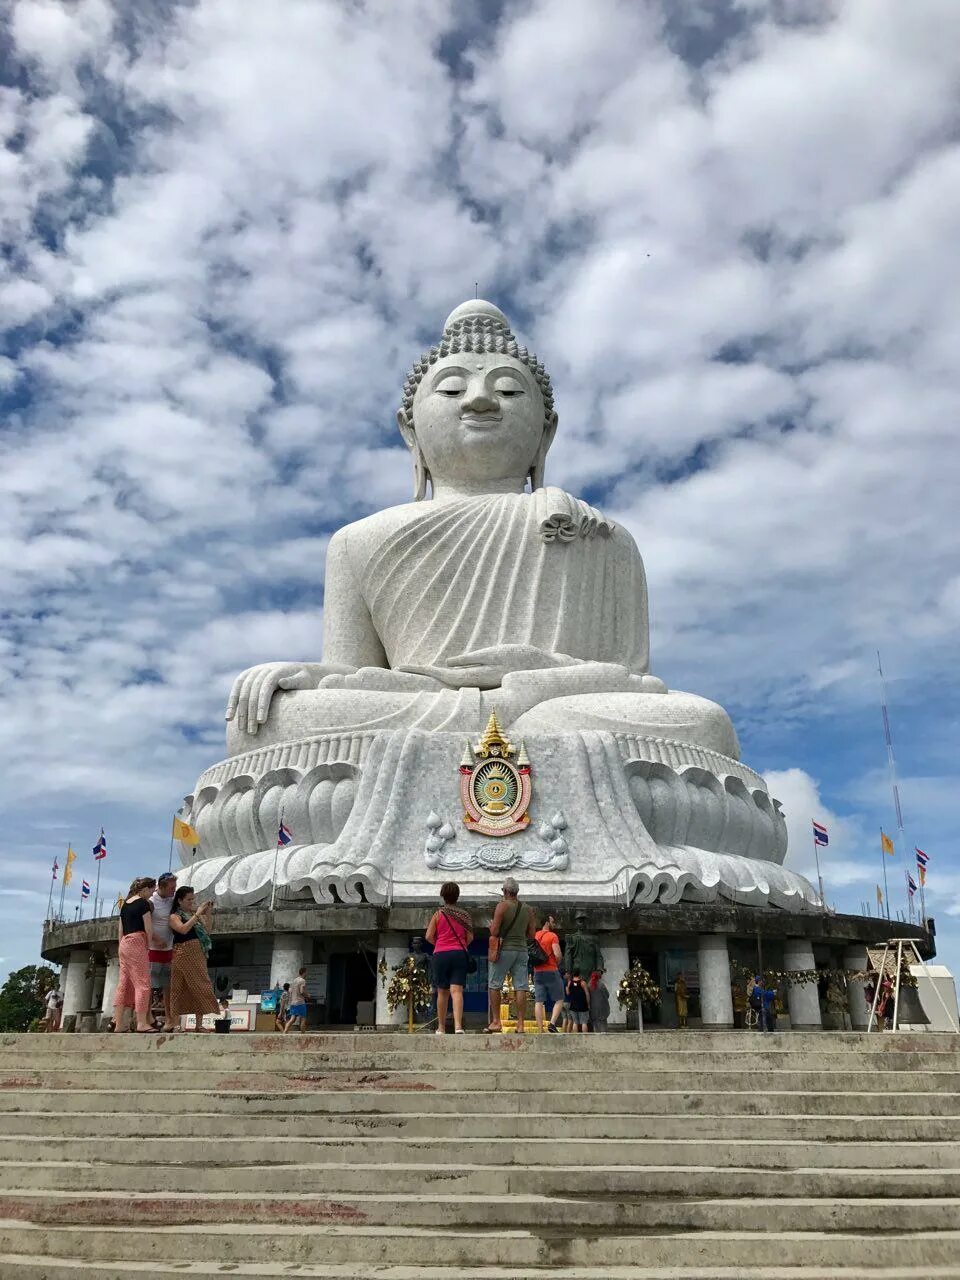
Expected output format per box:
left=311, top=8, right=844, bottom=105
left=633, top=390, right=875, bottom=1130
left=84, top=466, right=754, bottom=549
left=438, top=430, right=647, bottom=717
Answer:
left=330, top=502, right=427, bottom=550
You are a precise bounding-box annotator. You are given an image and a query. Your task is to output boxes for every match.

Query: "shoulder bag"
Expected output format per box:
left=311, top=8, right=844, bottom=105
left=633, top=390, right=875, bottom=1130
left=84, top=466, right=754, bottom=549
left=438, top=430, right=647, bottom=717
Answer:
left=440, top=909, right=477, bottom=974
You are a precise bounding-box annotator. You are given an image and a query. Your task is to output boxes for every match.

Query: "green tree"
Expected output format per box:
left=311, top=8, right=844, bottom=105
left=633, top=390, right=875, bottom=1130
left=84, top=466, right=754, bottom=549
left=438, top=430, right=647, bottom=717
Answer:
left=0, top=965, right=59, bottom=1032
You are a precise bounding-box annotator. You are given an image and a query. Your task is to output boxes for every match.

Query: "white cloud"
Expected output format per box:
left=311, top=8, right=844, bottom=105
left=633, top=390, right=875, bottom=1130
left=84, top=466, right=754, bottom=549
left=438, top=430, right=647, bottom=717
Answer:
left=1, top=0, right=958, bottom=979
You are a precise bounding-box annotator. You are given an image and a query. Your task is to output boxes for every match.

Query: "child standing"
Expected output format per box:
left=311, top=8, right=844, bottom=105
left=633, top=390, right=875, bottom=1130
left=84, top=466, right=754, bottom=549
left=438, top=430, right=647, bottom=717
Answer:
left=588, top=970, right=610, bottom=1032
left=275, top=982, right=291, bottom=1031
left=566, top=970, right=590, bottom=1033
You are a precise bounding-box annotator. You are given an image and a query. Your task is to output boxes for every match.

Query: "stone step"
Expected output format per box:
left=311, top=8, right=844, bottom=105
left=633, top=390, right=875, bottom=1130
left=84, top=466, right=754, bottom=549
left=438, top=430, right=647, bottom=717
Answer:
left=3, top=1259, right=960, bottom=1280
left=1, top=1191, right=957, bottom=1233
left=2, top=1134, right=956, bottom=1168
left=4, top=1160, right=959, bottom=1197
left=1, top=1221, right=959, bottom=1268
left=3, top=1087, right=958, bottom=1116
left=6, top=1031, right=956, bottom=1052
left=4, top=1048, right=957, bottom=1071
left=3, top=1067, right=958, bottom=1091
left=5, top=1108, right=957, bottom=1141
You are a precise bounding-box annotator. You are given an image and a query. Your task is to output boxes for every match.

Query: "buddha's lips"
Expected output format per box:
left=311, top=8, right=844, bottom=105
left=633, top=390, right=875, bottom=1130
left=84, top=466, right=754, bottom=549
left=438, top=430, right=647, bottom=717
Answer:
left=460, top=414, right=503, bottom=427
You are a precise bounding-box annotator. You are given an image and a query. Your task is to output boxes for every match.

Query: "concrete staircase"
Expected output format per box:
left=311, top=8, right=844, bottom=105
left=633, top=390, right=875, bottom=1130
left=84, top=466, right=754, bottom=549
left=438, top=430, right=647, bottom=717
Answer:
left=0, top=1029, right=959, bottom=1279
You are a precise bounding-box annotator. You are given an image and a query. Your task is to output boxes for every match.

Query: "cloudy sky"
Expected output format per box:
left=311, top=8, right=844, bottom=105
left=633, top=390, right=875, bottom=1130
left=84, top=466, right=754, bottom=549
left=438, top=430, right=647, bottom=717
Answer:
left=2, top=0, right=957, bottom=981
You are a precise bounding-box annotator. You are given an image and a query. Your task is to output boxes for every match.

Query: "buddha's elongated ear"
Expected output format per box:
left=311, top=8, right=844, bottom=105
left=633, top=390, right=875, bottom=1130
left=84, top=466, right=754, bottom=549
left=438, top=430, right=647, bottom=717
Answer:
left=528, top=410, right=558, bottom=492
left=397, top=408, right=431, bottom=501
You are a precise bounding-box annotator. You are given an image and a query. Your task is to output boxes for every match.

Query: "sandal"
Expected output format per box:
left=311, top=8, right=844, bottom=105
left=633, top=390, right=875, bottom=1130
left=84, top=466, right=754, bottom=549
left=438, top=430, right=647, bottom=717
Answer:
left=135, top=1027, right=160, bottom=1034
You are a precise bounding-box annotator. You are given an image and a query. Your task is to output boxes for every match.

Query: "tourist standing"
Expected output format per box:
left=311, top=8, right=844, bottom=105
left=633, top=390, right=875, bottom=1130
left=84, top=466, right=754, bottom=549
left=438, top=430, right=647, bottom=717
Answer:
left=114, top=877, right=157, bottom=1033
left=284, top=967, right=309, bottom=1034
left=674, top=974, right=689, bottom=1028
left=149, top=872, right=177, bottom=1032
left=276, top=982, right=291, bottom=1031
left=532, top=911, right=563, bottom=1034
left=589, top=970, right=610, bottom=1032
left=485, top=878, right=535, bottom=1034
left=761, top=982, right=778, bottom=1033
left=41, top=987, right=62, bottom=1032
left=566, top=970, right=590, bottom=1032
left=168, top=886, right=219, bottom=1031
left=425, top=881, right=473, bottom=1035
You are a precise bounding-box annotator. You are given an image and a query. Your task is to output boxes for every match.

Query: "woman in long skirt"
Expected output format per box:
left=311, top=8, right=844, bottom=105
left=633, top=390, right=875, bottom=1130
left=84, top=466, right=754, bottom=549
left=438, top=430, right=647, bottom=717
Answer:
left=168, top=886, right=219, bottom=1031
left=114, top=877, right=158, bottom=1033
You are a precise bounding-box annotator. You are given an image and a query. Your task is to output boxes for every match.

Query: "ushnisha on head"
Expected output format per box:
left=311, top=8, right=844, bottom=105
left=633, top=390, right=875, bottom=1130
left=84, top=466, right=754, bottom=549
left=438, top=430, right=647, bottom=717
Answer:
left=397, top=300, right=557, bottom=501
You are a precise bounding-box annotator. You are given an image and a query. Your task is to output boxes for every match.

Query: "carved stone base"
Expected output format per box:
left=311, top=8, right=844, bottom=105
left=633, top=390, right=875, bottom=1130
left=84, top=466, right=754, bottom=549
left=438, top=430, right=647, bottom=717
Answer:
left=177, top=727, right=818, bottom=912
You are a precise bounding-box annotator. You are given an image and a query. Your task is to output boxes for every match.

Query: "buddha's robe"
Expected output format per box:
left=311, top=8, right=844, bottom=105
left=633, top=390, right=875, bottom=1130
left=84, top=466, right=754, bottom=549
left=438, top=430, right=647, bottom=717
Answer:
left=233, top=487, right=738, bottom=758
left=360, top=488, right=648, bottom=678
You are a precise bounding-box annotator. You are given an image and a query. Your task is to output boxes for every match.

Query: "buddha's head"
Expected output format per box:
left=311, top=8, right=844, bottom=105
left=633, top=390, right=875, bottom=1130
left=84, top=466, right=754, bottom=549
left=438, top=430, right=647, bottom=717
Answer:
left=397, top=300, right=557, bottom=500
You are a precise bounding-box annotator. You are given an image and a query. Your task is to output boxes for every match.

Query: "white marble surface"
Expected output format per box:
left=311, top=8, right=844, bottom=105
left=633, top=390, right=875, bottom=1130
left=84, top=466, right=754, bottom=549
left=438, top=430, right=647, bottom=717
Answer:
left=698, top=934, right=735, bottom=1027
left=177, top=300, right=815, bottom=915
left=180, top=726, right=818, bottom=912
left=783, top=938, right=822, bottom=1028
left=269, top=933, right=307, bottom=990
left=61, top=948, right=93, bottom=1019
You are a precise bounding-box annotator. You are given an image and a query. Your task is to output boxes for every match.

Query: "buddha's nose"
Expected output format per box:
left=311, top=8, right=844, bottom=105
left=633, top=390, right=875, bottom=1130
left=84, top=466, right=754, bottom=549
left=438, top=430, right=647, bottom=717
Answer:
left=461, top=382, right=499, bottom=414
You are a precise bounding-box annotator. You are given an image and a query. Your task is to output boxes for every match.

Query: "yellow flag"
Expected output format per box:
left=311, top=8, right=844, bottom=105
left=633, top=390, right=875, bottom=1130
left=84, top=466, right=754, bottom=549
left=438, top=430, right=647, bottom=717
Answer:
left=63, top=846, right=77, bottom=886
left=876, top=884, right=884, bottom=905
left=115, top=892, right=124, bottom=912
left=880, top=831, right=895, bottom=856
left=173, top=816, right=200, bottom=846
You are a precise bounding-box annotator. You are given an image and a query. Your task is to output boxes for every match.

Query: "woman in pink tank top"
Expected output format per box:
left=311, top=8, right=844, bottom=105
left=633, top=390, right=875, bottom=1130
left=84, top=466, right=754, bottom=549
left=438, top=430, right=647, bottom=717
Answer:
left=425, top=881, right=474, bottom=1034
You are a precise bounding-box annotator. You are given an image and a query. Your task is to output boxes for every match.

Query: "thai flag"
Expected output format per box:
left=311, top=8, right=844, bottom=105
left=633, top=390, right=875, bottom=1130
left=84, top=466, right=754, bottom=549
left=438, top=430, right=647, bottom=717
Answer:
left=93, top=829, right=107, bottom=861
left=277, top=821, right=293, bottom=847
left=915, top=847, right=929, bottom=867
left=81, top=880, right=91, bottom=898
left=907, top=874, right=918, bottom=896
left=812, top=821, right=829, bottom=846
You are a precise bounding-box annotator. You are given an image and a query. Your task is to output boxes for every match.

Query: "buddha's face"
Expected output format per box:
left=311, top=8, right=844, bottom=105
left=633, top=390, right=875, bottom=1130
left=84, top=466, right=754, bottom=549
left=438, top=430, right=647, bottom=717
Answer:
left=408, top=353, right=550, bottom=485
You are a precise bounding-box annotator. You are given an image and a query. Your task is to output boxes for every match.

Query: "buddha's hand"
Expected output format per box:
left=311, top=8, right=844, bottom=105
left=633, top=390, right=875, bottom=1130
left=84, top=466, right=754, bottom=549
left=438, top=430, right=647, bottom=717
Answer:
left=403, top=645, right=579, bottom=690
left=225, top=662, right=353, bottom=735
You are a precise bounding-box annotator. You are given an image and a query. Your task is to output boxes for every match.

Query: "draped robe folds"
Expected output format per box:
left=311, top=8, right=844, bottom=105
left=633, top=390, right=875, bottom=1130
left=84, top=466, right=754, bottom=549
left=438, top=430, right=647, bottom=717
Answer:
left=360, top=488, right=650, bottom=677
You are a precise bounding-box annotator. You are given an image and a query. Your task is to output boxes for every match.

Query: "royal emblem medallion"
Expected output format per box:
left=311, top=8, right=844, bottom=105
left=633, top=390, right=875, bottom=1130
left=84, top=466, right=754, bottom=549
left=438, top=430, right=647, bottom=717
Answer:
left=460, top=712, right=532, bottom=837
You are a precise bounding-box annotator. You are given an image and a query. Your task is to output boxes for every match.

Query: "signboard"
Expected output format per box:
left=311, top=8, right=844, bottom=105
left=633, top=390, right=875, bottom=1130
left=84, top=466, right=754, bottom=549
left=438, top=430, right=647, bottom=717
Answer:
left=179, top=1005, right=254, bottom=1032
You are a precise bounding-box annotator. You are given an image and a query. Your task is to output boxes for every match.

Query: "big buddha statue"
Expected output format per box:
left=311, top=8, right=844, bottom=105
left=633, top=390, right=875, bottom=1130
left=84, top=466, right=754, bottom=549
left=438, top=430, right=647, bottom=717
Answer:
left=180, top=301, right=818, bottom=913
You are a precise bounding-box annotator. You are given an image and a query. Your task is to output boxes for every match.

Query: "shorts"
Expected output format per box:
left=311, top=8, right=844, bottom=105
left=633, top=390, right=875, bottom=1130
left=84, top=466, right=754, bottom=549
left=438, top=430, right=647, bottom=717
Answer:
left=149, top=950, right=173, bottom=988
left=432, top=950, right=468, bottom=990
left=488, top=947, right=529, bottom=991
left=570, top=1009, right=590, bottom=1027
left=287, top=1003, right=307, bottom=1019
left=533, top=969, right=564, bottom=1006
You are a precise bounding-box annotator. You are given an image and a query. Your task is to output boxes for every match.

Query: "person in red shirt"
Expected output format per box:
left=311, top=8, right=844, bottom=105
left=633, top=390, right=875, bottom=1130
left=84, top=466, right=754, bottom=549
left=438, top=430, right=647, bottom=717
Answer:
left=533, top=911, right=564, bottom=1033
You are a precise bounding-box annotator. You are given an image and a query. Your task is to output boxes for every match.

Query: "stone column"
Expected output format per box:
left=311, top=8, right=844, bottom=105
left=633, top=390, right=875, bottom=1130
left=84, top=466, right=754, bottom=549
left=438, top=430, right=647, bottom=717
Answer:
left=375, top=932, right=409, bottom=1028
left=602, top=933, right=631, bottom=1027
left=783, top=939, right=822, bottom=1030
left=61, top=948, right=94, bottom=1020
left=101, top=950, right=120, bottom=1015
left=698, top=934, right=734, bottom=1028
left=269, top=933, right=307, bottom=989
left=843, top=945, right=871, bottom=1029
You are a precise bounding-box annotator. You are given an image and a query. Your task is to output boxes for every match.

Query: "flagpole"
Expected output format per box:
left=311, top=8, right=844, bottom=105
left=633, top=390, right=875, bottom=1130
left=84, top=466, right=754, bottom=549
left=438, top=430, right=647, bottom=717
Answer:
left=46, top=867, right=55, bottom=921
left=812, top=831, right=826, bottom=910
left=269, top=805, right=283, bottom=914
left=168, top=817, right=176, bottom=874
left=58, top=847, right=67, bottom=921
left=94, top=858, right=102, bottom=919
left=877, top=651, right=909, bottom=922
left=880, top=829, right=890, bottom=922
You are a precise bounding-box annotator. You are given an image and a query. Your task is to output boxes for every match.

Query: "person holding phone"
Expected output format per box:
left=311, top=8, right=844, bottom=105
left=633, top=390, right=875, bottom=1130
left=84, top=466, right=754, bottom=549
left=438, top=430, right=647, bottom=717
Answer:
left=168, top=886, right=219, bottom=1031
